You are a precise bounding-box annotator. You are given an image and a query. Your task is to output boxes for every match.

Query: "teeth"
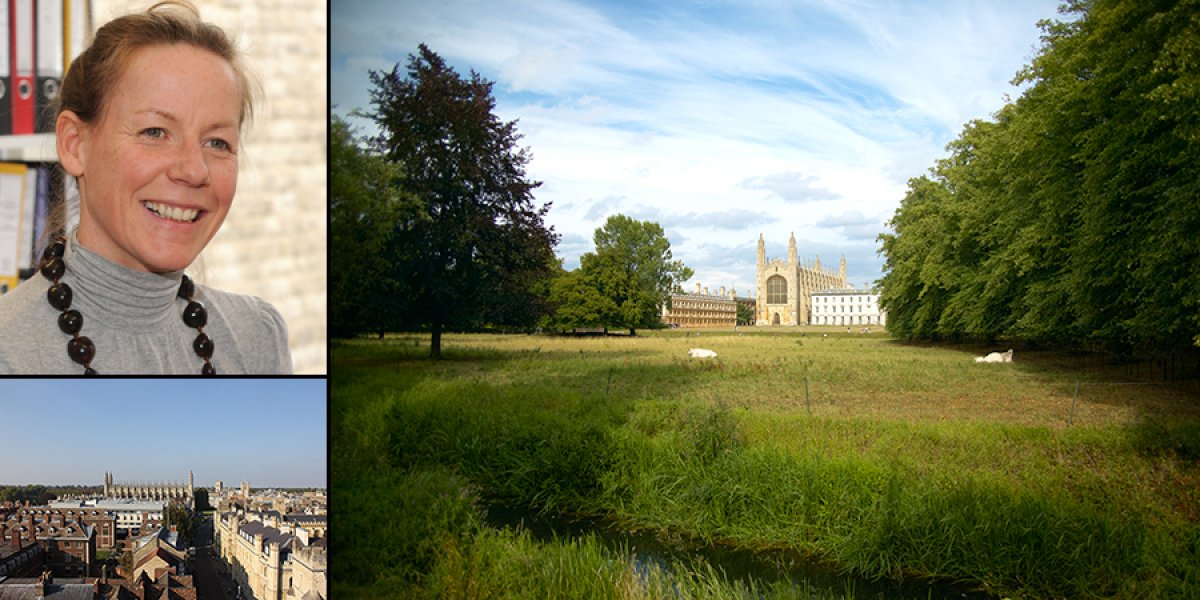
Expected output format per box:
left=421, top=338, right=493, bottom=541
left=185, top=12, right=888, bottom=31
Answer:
left=143, top=201, right=199, bottom=223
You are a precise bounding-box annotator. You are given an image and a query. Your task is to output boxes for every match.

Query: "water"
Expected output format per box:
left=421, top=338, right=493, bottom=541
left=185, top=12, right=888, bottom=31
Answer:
left=484, top=501, right=993, bottom=599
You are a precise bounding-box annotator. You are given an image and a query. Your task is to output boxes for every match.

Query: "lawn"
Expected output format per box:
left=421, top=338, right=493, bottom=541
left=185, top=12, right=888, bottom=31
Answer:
left=333, top=329, right=1200, bottom=598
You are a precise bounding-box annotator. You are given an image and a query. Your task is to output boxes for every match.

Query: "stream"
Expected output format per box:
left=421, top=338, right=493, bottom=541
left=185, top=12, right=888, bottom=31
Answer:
left=484, top=501, right=993, bottom=599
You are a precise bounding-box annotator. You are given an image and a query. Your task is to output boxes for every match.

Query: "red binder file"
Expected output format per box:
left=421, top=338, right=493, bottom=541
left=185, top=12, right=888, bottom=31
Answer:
left=10, top=0, right=34, bottom=135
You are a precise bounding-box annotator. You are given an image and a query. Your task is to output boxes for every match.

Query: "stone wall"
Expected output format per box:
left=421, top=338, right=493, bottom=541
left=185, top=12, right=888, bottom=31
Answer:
left=91, top=0, right=328, bottom=373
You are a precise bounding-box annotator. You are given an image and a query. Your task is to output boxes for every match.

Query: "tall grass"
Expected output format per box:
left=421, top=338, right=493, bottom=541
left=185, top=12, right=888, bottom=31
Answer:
left=334, top=332, right=1200, bottom=598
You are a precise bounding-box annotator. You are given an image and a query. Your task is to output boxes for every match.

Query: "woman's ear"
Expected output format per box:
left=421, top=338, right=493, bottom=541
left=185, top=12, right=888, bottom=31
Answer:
left=56, top=111, right=87, bottom=177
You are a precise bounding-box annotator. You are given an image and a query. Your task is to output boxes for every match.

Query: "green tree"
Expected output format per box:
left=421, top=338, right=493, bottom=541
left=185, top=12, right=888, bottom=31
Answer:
left=365, top=45, right=558, bottom=358
left=165, top=502, right=194, bottom=547
left=543, top=265, right=616, bottom=332
left=330, top=113, right=415, bottom=338
left=578, top=215, right=692, bottom=336
left=879, top=0, right=1200, bottom=352
left=736, top=302, right=754, bottom=326
left=193, top=489, right=213, bottom=512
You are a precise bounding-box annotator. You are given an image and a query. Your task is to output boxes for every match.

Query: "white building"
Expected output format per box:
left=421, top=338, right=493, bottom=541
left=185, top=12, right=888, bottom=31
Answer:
left=811, top=287, right=887, bottom=327
left=51, top=499, right=165, bottom=534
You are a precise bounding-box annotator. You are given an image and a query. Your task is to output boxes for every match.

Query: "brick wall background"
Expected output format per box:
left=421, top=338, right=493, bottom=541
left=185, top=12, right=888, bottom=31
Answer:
left=91, top=0, right=328, bottom=373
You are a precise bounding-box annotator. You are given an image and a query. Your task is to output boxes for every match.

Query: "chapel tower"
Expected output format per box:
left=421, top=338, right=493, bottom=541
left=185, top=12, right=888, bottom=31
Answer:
left=754, top=233, right=848, bottom=325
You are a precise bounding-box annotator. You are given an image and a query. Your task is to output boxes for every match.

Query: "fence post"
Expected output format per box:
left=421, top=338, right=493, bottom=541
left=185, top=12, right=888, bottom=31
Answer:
left=1069, top=381, right=1079, bottom=426
left=804, top=375, right=811, bottom=416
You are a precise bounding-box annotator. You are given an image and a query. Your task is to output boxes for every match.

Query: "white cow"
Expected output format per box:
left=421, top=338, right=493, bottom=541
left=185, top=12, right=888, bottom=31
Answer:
left=688, top=348, right=718, bottom=358
left=974, top=349, right=1014, bottom=363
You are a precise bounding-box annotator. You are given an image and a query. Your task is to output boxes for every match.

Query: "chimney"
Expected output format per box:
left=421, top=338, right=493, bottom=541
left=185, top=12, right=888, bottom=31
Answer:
left=695, top=283, right=700, bottom=294
left=720, top=286, right=726, bottom=298
left=704, top=286, right=709, bottom=296
left=10, top=528, right=19, bottom=550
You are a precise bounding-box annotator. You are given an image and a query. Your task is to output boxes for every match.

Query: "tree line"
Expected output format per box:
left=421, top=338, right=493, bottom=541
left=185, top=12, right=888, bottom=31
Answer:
left=332, top=45, right=691, bottom=357
left=878, top=0, right=1199, bottom=354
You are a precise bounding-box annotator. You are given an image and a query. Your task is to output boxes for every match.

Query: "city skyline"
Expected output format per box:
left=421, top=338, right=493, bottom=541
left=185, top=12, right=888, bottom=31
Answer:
left=0, top=380, right=326, bottom=488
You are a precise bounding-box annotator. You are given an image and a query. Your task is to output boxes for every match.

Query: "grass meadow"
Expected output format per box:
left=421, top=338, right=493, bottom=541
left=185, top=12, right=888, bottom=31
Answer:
left=332, top=328, right=1200, bottom=598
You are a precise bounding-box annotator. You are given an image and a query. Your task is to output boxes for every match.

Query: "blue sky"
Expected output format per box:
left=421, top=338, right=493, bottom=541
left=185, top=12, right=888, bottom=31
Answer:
left=0, top=380, right=326, bottom=488
left=332, top=0, right=1064, bottom=295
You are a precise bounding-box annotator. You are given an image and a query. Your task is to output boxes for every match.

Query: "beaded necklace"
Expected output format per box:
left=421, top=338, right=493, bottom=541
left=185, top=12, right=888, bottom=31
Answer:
left=39, top=237, right=216, bottom=375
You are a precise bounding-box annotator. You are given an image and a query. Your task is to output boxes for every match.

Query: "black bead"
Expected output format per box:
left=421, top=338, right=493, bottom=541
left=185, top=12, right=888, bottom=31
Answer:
left=84, top=367, right=98, bottom=375
left=58, top=309, right=83, bottom=335
left=193, top=333, right=214, bottom=359
left=202, top=362, right=216, bottom=375
left=43, top=240, right=65, bottom=261
left=178, top=275, right=194, bottom=300
left=182, top=301, right=207, bottom=328
left=67, top=336, right=96, bottom=366
left=47, top=282, right=73, bottom=311
left=41, top=257, right=65, bottom=281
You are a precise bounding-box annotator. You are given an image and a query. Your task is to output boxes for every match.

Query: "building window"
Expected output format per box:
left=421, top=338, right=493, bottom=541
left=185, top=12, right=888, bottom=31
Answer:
left=767, top=276, right=787, bottom=304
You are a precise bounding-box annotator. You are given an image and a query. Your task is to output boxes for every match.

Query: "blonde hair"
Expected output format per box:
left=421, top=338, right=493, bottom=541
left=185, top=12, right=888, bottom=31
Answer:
left=40, top=1, right=258, bottom=262
left=54, top=0, right=256, bottom=127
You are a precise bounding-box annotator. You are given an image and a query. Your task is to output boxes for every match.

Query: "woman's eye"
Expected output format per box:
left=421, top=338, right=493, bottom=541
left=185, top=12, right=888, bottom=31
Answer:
left=141, top=127, right=166, bottom=139
left=207, top=138, right=235, bottom=152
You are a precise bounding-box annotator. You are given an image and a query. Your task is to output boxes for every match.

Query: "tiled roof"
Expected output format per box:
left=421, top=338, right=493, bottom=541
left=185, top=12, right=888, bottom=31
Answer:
left=239, top=521, right=294, bottom=547
left=0, top=583, right=97, bottom=600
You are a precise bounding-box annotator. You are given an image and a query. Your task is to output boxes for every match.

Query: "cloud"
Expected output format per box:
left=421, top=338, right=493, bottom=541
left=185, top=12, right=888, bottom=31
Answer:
left=816, top=211, right=886, bottom=241
left=739, top=171, right=840, bottom=204
left=667, top=209, right=773, bottom=231
left=583, top=195, right=628, bottom=221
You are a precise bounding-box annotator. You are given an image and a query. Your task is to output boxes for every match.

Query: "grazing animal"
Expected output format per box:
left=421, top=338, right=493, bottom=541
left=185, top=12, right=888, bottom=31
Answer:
left=974, top=349, right=1014, bottom=363
left=688, top=348, right=718, bottom=358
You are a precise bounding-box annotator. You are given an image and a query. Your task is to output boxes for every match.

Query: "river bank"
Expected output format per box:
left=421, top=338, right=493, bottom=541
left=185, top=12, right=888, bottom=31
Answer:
left=333, top=331, right=1200, bottom=598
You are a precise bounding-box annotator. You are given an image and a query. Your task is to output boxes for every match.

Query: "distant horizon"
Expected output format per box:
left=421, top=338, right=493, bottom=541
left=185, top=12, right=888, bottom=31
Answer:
left=0, top=481, right=327, bottom=490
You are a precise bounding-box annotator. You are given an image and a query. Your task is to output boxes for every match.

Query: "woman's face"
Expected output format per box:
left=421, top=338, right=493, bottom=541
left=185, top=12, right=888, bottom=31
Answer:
left=71, top=43, right=241, bottom=273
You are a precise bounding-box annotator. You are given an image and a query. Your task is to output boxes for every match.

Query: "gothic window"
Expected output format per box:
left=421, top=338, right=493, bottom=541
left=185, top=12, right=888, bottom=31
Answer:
left=767, top=276, right=787, bottom=304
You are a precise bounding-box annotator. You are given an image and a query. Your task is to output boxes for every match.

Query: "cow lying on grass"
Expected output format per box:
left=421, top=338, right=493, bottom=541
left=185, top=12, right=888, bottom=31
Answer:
left=975, top=349, right=1014, bottom=363
left=688, top=348, right=718, bottom=358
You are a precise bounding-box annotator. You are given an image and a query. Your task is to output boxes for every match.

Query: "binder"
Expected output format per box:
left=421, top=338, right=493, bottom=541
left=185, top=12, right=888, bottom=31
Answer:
left=15, top=160, right=34, bottom=270
left=10, top=0, right=33, bottom=134
left=64, top=0, right=86, bottom=73
left=0, top=162, right=29, bottom=293
left=35, top=0, right=61, bottom=133
left=0, top=1, right=10, bottom=136
left=30, top=162, right=49, bottom=263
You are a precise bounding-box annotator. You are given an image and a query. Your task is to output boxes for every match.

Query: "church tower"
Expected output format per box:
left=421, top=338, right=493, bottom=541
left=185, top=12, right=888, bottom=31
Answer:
left=787, top=232, right=797, bottom=265
left=839, top=255, right=847, bottom=286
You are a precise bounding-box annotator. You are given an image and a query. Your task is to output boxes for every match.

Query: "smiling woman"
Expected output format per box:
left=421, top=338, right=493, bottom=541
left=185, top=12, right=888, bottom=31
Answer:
left=0, top=1, right=291, bottom=375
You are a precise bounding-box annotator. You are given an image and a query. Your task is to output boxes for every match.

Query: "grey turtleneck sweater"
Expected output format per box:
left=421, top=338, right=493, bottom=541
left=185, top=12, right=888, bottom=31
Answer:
left=0, top=233, right=292, bottom=374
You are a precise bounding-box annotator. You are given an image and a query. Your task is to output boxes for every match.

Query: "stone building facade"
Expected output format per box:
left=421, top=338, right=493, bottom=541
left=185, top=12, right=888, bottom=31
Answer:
left=662, top=284, right=738, bottom=329
left=811, top=287, right=888, bottom=327
left=88, top=0, right=328, bottom=373
left=0, top=510, right=95, bottom=577
left=5, top=507, right=115, bottom=549
left=755, top=233, right=847, bottom=326
left=215, top=511, right=326, bottom=600
left=103, top=471, right=193, bottom=506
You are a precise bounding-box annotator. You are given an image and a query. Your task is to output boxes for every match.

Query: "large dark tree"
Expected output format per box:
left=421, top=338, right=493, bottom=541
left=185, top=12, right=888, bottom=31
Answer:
left=365, top=45, right=558, bottom=358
